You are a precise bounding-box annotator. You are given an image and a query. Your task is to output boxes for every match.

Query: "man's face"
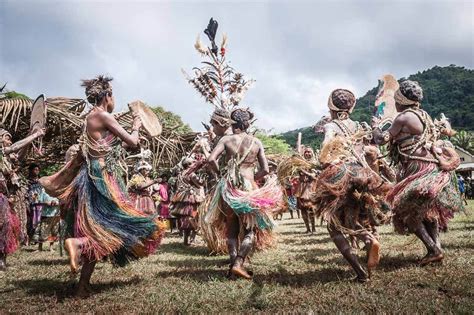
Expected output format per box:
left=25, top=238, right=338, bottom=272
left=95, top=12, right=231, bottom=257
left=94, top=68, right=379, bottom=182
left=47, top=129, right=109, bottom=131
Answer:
left=304, top=151, right=312, bottom=159
left=211, top=120, right=228, bottom=136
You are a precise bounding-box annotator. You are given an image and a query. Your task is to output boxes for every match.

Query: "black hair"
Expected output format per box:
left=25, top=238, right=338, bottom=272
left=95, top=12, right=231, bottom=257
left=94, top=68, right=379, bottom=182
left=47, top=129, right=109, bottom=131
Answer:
left=231, top=108, right=254, bottom=131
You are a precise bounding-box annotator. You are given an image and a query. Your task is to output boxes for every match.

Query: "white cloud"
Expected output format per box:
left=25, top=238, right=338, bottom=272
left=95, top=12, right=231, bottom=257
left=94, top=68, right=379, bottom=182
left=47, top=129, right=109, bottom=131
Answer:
left=1, top=0, right=472, bottom=133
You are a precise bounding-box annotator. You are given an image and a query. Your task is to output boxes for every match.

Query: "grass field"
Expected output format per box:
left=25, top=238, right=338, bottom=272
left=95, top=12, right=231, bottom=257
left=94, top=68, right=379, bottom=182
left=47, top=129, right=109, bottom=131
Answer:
left=1, top=202, right=473, bottom=313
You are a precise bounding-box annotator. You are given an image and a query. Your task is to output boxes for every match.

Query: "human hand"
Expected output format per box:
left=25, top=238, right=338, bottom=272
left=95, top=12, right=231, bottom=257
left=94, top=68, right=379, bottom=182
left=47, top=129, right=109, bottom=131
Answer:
left=35, top=128, right=46, bottom=137
left=132, top=117, right=142, bottom=131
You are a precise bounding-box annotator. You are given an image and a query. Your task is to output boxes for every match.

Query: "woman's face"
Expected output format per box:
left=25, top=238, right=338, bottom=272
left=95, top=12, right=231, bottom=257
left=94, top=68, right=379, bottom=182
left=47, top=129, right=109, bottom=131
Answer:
left=2, top=135, right=12, bottom=147
left=140, top=168, right=149, bottom=177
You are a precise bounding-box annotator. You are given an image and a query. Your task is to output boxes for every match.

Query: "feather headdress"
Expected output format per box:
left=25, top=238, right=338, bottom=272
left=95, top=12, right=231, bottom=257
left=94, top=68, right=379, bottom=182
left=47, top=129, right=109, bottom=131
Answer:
left=183, top=18, right=255, bottom=111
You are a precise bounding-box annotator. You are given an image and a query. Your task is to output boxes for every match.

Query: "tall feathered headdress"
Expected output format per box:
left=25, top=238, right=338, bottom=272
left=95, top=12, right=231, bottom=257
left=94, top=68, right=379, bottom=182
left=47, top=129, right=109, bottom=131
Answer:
left=182, top=18, right=255, bottom=111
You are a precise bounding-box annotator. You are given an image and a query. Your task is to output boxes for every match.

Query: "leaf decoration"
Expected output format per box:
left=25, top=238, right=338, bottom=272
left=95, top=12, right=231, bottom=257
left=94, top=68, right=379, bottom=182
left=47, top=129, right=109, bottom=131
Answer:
left=183, top=19, right=254, bottom=111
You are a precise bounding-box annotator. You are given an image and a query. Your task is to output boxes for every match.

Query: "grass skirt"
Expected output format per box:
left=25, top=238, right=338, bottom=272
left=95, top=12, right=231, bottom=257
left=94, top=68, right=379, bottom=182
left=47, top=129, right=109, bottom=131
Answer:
left=0, top=193, right=20, bottom=255
left=313, top=159, right=391, bottom=235
left=387, top=160, right=462, bottom=234
left=59, top=159, right=165, bottom=266
left=203, top=176, right=283, bottom=253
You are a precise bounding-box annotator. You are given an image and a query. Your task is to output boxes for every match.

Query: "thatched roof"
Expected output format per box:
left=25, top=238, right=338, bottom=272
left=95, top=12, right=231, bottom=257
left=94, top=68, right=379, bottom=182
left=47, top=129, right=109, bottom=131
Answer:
left=0, top=96, right=197, bottom=169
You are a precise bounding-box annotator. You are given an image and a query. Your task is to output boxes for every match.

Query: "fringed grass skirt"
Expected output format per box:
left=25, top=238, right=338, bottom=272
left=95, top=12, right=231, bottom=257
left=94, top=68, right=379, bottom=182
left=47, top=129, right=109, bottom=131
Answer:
left=387, top=160, right=462, bottom=234
left=0, top=193, right=20, bottom=255
left=204, top=176, right=284, bottom=251
left=62, top=159, right=165, bottom=266
left=313, top=160, right=391, bottom=235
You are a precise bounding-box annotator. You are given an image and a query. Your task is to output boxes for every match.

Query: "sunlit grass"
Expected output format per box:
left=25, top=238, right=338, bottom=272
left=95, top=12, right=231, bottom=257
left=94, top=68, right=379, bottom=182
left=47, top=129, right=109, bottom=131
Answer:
left=1, top=202, right=473, bottom=313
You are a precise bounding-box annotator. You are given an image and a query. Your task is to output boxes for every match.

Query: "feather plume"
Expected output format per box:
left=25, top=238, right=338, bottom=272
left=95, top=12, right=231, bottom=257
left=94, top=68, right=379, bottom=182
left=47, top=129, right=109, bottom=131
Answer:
left=194, top=35, right=209, bottom=55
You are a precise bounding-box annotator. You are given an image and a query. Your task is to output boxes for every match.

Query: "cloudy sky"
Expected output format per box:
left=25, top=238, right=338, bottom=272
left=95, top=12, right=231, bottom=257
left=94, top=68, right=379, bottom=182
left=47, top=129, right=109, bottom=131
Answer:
left=1, top=0, right=473, bottom=133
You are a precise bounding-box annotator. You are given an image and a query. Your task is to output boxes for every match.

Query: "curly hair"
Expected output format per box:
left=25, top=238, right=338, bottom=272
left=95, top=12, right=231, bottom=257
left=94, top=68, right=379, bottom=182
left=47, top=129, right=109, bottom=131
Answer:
left=331, top=89, right=356, bottom=111
left=231, top=108, right=254, bottom=131
left=399, top=80, right=423, bottom=102
left=81, top=75, right=113, bottom=105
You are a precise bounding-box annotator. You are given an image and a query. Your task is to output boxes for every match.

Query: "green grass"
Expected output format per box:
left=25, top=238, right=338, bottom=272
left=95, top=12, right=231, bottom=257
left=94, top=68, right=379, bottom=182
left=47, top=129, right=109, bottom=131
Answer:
left=1, top=202, right=473, bottom=313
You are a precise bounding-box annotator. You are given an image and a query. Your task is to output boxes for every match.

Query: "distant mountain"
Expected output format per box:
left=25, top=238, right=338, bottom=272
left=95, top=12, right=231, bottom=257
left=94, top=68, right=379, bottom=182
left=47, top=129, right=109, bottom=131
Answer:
left=279, top=65, right=474, bottom=150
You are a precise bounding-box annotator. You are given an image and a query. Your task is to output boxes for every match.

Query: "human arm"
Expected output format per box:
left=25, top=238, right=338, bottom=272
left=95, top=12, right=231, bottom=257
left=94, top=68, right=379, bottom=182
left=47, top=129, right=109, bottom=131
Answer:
left=373, top=113, right=406, bottom=145
left=99, top=111, right=141, bottom=147
left=207, top=137, right=226, bottom=174
left=4, top=128, right=45, bottom=155
left=190, top=173, right=204, bottom=187
left=254, top=140, right=269, bottom=181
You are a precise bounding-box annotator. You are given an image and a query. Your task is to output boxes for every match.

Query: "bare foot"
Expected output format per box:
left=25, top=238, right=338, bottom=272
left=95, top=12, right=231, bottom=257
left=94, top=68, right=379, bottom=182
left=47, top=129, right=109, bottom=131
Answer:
left=231, top=265, right=252, bottom=280
left=75, top=284, right=91, bottom=299
left=65, top=238, right=82, bottom=274
left=419, top=252, right=444, bottom=266
left=367, top=239, right=381, bottom=271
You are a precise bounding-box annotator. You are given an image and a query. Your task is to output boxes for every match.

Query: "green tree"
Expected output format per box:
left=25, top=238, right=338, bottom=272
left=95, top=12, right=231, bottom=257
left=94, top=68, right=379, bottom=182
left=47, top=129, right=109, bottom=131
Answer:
left=256, top=131, right=291, bottom=155
left=278, top=65, right=474, bottom=148
left=151, top=106, right=192, bottom=134
left=452, top=130, right=474, bottom=153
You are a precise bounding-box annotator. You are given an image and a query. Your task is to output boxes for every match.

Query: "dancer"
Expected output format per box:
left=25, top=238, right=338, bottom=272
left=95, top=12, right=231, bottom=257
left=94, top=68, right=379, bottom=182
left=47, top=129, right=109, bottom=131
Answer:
left=27, top=163, right=44, bottom=245
left=373, top=80, right=463, bottom=266
left=206, top=108, right=283, bottom=279
left=313, top=89, right=390, bottom=282
left=0, top=127, right=44, bottom=270
left=293, top=147, right=318, bottom=233
left=40, top=76, right=164, bottom=296
left=128, top=161, right=159, bottom=216
left=170, top=158, right=205, bottom=245
left=32, top=191, right=60, bottom=251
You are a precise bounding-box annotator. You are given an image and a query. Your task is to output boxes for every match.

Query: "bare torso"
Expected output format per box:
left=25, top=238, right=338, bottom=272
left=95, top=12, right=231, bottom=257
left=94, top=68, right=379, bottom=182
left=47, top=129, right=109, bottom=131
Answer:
left=208, top=132, right=269, bottom=183
left=389, top=109, right=434, bottom=159
left=323, top=118, right=364, bottom=154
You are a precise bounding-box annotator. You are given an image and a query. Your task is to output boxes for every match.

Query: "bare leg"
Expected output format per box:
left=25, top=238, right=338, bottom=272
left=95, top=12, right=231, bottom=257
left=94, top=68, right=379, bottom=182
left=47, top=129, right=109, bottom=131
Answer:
left=0, top=253, right=6, bottom=271
left=309, top=210, right=316, bottom=233
left=76, top=259, right=96, bottom=298
left=296, top=208, right=301, bottom=219
left=300, top=207, right=311, bottom=233
left=328, top=225, right=368, bottom=282
left=226, top=211, right=239, bottom=266
left=424, top=220, right=441, bottom=250
left=413, top=222, right=443, bottom=266
left=189, top=230, right=196, bottom=244
left=65, top=237, right=87, bottom=274
left=183, top=230, right=190, bottom=246
left=231, top=229, right=254, bottom=280
left=355, top=231, right=380, bottom=277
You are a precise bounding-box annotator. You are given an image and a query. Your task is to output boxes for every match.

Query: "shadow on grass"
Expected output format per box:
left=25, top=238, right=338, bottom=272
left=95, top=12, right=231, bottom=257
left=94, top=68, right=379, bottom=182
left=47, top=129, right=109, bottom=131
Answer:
left=447, top=225, right=474, bottom=232
left=28, top=258, right=68, bottom=266
left=378, top=255, right=419, bottom=271
left=442, top=242, right=474, bottom=250
left=164, top=257, right=229, bottom=269
left=154, top=268, right=226, bottom=282
left=256, top=266, right=352, bottom=287
left=157, top=242, right=212, bottom=257
left=8, top=277, right=141, bottom=301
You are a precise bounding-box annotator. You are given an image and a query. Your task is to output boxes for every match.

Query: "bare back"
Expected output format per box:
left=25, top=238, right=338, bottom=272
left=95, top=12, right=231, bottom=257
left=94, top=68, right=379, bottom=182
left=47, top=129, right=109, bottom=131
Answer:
left=389, top=109, right=434, bottom=159
left=208, top=132, right=269, bottom=182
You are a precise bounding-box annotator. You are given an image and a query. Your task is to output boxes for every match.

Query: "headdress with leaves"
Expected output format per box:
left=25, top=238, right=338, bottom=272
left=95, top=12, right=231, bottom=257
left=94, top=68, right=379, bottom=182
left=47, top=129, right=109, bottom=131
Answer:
left=182, top=18, right=255, bottom=111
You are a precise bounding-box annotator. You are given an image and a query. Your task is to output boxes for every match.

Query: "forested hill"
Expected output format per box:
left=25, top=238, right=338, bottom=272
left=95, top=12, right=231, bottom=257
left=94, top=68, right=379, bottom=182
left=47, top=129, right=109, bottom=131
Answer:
left=279, top=65, right=474, bottom=149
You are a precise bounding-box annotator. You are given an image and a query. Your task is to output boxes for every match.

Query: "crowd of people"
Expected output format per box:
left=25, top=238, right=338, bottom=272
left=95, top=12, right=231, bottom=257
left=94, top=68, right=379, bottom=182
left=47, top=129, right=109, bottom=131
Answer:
left=0, top=20, right=466, bottom=298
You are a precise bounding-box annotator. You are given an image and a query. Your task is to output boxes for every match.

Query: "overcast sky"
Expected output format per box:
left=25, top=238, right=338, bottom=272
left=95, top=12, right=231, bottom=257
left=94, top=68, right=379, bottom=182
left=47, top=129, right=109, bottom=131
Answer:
left=1, top=0, right=473, bottom=133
